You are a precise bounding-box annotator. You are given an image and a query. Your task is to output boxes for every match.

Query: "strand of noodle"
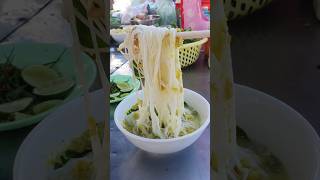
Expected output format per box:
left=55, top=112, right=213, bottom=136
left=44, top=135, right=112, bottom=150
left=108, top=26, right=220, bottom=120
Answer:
left=87, top=13, right=107, bottom=180
left=175, top=28, right=184, bottom=136
left=213, top=0, right=274, bottom=178
left=212, top=0, right=237, bottom=179
left=121, top=25, right=184, bottom=138
left=143, top=28, right=164, bottom=138
left=63, top=0, right=101, bottom=176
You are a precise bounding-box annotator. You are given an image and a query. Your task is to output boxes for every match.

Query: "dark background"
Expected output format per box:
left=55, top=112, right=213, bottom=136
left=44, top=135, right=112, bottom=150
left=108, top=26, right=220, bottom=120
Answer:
left=229, top=0, right=320, bottom=134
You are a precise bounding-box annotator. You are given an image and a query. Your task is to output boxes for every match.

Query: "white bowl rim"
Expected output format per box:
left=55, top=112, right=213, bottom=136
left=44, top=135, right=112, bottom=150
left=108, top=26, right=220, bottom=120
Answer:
left=236, top=84, right=320, bottom=178
left=236, top=84, right=320, bottom=145
left=114, top=88, right=210, bottom=143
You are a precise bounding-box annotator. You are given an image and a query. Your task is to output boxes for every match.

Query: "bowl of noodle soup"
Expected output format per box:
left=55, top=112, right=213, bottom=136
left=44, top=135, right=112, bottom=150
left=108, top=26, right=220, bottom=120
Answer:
left=114, top=88, right=210, bottom=154
left=234, top=85, right=320, bottom=180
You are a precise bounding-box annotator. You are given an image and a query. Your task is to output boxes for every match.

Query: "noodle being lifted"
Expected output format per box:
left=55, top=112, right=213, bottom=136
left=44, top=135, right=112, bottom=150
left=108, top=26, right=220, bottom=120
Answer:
left=119, top=25, right=201, bottom=139
left=212, top=0, right=289, bottom=179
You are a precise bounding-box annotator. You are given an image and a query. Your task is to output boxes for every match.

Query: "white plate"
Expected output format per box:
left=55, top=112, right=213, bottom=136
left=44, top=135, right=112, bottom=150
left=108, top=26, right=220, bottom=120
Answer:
left=13, top=90, right=105, bottom=180
left=13, top=85, right=320, bottom=179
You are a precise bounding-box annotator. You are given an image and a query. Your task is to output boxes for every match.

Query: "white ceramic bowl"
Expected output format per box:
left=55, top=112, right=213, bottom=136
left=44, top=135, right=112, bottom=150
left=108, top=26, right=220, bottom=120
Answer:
left=114, top=88, right=210, bottom=154
left=110, top=32, right=126, bottom=44
left=235, top=84, right=320, bottom=180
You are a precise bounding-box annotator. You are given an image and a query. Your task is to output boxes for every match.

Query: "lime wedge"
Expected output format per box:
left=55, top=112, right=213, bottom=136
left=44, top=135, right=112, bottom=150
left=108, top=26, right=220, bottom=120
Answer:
left=110, top=92, right=120, bottom=98
left=14, top=112, right=32, bottom=120
left=112, top=97, right=122, bottom=102
left=22, top=65, right=60, bottom=88
left=33, top=78, right=75, bottom=96
left=116, top=82, right=133, bottom=92
left=0, top=97, right=33, bottom=113
left=119, top=93, right=130, bottom=98
left=33, top=100, right=63, bottom=114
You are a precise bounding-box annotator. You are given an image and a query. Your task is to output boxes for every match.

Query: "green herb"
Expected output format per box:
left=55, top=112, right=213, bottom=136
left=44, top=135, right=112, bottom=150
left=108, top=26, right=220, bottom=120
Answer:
left=50, top=123, right=104, bottom=169
left=110, top=81, right=119, bottom=94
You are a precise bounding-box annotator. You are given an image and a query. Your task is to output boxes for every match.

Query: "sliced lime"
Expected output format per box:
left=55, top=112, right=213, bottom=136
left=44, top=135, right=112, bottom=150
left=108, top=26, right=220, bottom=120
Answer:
left=111, top=96, right=122, bottom=102
left=33, top=100, right=63, bottom=114
left=33, top=78, right=75, bottom=96
left=119, top=93, right=130, bottom=98
left=14, top=112, right=32, bottom=120
left=0, top=97, right=33, bottom=113
left=116, top=82, right=133, bottom=92
left=22, top=65, right=60, bottom=88
left=110, top=92, right=120, bottom=98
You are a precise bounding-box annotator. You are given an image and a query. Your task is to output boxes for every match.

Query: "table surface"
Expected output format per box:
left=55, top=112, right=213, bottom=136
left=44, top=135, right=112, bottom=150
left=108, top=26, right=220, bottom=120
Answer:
left=1, top=0, right=320, bottom=179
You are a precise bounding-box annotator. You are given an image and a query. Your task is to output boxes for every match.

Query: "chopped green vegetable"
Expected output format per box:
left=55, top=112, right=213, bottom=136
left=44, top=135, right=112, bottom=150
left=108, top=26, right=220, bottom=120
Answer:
left=0, top=61, right=29, bottom=104
left=236, top=126, right=290, bottom=180
left=49, top=123, right=104, bottom=170
left=110, top=82, right=119, bottom=94
left=123, top=101, right=201, bottom=139
left=110, top=77, right=135, bottom=101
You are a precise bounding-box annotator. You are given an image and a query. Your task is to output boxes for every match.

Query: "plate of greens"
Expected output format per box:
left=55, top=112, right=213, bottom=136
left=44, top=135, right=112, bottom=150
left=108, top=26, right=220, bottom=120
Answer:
left=0, top=42, right=97, bottom=131
left=110, top=74, right=140, bottom=103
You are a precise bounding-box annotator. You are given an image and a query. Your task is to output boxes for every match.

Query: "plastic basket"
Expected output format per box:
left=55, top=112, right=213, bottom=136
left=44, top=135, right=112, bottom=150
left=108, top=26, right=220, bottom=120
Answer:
left=224, top=0, right=273, bottom=20
left=121, top=38, right=208, bottom=78
left=178, top=38, right=208, bottom=68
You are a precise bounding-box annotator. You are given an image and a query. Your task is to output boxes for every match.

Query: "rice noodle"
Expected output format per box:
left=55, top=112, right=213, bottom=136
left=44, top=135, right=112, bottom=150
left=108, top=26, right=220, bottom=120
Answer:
left=212, top=0, right=237, bottom=178
left=120, top=25, right=184, bottom=138
left=212, top=0, right=273, bottom=179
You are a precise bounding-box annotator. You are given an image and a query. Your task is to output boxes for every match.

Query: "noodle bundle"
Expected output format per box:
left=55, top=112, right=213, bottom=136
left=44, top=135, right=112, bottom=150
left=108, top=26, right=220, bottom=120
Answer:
left=120, top=25, right=185, bottom=138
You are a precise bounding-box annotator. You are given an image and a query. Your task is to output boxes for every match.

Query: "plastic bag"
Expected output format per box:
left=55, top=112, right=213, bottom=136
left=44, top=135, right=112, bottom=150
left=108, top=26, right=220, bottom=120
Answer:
left=131, top=0, right=146, bottom=6
left=183, top=0, right=209, bottom=30
left=156, top=0, right=177, bottom=26
left=121, top=1, right=149, bottom=24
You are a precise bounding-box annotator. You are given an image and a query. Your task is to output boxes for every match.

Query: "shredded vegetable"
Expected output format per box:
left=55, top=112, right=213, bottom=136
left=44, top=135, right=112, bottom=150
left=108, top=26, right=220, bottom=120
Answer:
left=123, top=100, right=201, bottom=139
